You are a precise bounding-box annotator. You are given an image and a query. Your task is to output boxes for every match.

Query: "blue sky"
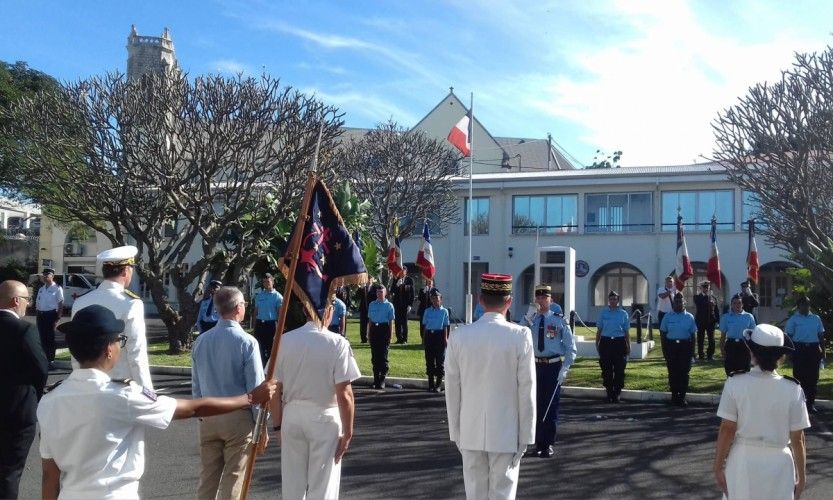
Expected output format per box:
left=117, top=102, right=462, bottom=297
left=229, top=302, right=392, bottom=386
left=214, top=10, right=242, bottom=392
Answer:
left=2, top=0, right=832, bottom=166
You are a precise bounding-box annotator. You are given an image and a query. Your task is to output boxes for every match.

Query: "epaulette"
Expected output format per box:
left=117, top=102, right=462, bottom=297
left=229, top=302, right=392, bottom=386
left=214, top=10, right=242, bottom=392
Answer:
left=783, top=375, right=801, bottom=385
left=727, top=369, right=750, bottom=377
left=124, top=289, right=141, bottom=299
left=110, top=378, right=133, bottom=385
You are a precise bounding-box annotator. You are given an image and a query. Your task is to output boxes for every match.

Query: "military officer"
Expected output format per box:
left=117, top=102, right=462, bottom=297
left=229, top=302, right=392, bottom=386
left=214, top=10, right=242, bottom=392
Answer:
left=328, top=296, right=347, bottom=336
left=195, top=280, right=222, bottom=334
left=528, top=284, right=576, bottom=458
left=595, top=290, right=630, bottom=403
left=368, top=285, right=395, bottom=389
left=417, top=279, right=434, bottom=341
left=660, top=293, right=697, bottom=406
left=422, top=289, right=450, bottom=392
left=719, top=294, right=756, bottom=376
left=71, top=245, right=153, bottom=389
left=739, top=281, right=760, bottom=319
left=355, top=279, right=375, bottom=343
left=785, top=296, right=825, bottom=413
left=445, top=273, right=535, bottom=499
left=693, top=280, right=720, bottom=361
left=253, top=273, right=283, bottom=366
left=35, top=267, right=63, bottom=365
left=391, top=275, right=415, bottom=344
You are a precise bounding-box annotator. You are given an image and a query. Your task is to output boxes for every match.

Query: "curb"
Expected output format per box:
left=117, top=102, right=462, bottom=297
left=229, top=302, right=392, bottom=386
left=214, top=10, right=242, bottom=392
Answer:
left=51, top=361, right=832, bottom=410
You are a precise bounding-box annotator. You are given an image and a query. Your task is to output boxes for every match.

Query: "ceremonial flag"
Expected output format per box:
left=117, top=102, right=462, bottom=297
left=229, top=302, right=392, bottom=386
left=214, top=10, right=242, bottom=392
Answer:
left=447, top=110, right=472, bottom=157
left=747, top=219, right=760, bottom=284
left=706, top=217, right=722, bottom=289
left=674, top=214, right=693, bottom=291
left=416, top=221, right=436, bottom=280
left=387, top=218, right=405, bottom=278
left=279, top=178, right=367, bottom=321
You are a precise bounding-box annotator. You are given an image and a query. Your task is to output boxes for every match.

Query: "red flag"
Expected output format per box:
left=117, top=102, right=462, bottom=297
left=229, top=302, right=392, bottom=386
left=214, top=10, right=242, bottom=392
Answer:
left=416, top=221, right=435, bottom=280
left=706, top=217, right=722, bottom=289
left=674, top=215, right=693, bottom=291
left=747, top=219, right=760, bottom=284
left=447, top=111, right=471, bottom=157
left=387, top=219, right=405, bottom=279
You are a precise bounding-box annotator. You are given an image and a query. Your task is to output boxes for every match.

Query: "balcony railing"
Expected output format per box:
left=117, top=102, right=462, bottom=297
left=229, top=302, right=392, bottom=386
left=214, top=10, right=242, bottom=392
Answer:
left=0, top=227, right=39, bottom=241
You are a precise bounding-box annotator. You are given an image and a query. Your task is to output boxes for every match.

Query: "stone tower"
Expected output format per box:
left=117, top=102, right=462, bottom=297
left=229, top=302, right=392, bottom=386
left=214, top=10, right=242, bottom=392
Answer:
left=126, top=25, right=178, bottom=80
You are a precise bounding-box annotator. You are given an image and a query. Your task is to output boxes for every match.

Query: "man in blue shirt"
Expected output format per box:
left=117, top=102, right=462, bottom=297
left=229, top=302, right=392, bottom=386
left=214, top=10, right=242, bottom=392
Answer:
left=660, top=293, right=697, bottom=407
left=528, top=285, right=576, bottom=458
left=719, top=294, right=756, bottom=376
left=328, top=297, right=347, bottom=336
left=595, top=290, right=630, bottom=403
left=191, top=286, right=265, bottom=500
left=421, top=288, right=450, bottom=393
left=368, top=285, right=395, bottom=389
left=253, top=273, right=283, bottom=366
left=196, top=280, right=222, bottom=334
left=785, top=296, right=826, bottom=413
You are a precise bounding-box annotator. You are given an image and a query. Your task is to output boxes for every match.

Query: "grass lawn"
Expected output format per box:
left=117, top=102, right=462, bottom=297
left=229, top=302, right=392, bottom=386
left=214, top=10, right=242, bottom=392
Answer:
left=59, top=318, right=833, bottom=398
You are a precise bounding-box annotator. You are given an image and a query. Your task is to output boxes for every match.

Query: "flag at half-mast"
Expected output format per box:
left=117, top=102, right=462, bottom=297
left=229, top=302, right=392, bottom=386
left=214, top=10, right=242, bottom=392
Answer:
left=674, top=214, right=693, bottom=291
left=447, top=109, right=472, bottom=157
left=747, top=219, right=760, bottom=284
left=416, top=221, right=436, bottom=280
left=387, top=218, right=405, bottom=278
left=278, top=177, right=367, bottom=321
left=706, top=217, right=722, bottom=289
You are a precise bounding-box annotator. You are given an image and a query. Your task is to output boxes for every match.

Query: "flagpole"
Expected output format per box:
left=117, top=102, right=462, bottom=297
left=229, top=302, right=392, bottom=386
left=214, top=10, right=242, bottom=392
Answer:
left=466, top=92, right=474, bottom=323
left=238, top=174, right=317, bottom=500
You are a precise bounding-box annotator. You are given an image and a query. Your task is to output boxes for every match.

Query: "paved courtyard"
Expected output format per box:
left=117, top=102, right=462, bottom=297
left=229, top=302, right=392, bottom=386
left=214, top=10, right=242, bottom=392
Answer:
left=18, top=370, right=833, bottom=499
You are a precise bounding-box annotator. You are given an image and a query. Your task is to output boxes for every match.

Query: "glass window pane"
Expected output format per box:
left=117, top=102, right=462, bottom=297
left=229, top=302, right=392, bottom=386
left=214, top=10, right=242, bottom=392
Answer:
left=629, top=193, right=652, bottom=232
left=545, top=196, right=562, bottom=234
left=697, top=191, right=716, bottom=231
left=608, top=194, right=627, bottom=232
left=529, top=196, right=545, bottom=229
left=512, top=196, right=531, bottom=234
left=715, top=191, right=733, bottom=230
left=585, top=194, right=606, bottom=233
left=563, top=196, right=577, bottom=232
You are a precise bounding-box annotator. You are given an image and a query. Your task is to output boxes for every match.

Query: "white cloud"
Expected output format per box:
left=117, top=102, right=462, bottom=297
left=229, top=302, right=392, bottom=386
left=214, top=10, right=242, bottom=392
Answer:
left=211, top=59, right=257, bottom=76
left=303, top=87, right=420, bottom=126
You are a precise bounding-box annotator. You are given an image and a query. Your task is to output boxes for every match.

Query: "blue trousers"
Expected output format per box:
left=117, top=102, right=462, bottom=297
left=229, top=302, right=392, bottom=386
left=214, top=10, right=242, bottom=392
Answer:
left=535, top=361, right=562, bottom=450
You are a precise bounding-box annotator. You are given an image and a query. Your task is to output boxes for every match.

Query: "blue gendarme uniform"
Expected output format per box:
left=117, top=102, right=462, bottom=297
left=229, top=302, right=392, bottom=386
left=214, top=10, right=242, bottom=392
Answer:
left=660, top=309, right=697, bottom=403
left=253, top=289, right=283, bottom=366
left=719, top=311, right=756, bottom=376
left=196, top=297, right=219, bottom=333
left=531, top=310, right=577, bottom=452
left=368, top=299, right=395, bottom=388
left=329, top=297, right=346, bottom=332
left=596, top=306, right=630, bottom=401
left=422, top=306, right=450, bottom=390
left=598, top=308, right=629, bottom=338
left=785, top=311, right=825, bottom=409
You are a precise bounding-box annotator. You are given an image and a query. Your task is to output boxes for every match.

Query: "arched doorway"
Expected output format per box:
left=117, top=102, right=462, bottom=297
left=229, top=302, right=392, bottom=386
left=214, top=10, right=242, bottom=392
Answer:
left=591, top=262, right=649, bottom=309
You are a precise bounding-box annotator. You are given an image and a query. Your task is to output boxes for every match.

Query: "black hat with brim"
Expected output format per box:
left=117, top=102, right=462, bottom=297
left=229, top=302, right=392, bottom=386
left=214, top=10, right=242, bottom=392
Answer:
left=57, top=304, right=125, bottom=341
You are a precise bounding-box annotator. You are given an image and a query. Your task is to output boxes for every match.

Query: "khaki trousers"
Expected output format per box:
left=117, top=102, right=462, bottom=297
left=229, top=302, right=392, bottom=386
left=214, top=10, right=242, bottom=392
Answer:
left=197, top=408, right=254, bottom=500
left=460, top=449, right=520, bottom=500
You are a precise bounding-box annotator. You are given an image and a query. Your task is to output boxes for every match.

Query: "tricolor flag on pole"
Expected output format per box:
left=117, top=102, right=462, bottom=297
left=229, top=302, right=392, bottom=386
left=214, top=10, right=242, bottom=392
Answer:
left=416, top=221, right=436, bottom=280
left=706, top=217, right=722, bottom=289
left=447, top=110, right=472, bottom=157
left=674, top=214, right=693, bottom=291
left=746, top=219, right=760, bottom=284
left=387, top=218, right=405, bottom=279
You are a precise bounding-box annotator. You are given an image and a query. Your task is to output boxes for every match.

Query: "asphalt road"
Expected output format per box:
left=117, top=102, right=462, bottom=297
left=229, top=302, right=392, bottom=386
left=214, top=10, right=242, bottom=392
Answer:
left=18, top=369, right=833, bottom=499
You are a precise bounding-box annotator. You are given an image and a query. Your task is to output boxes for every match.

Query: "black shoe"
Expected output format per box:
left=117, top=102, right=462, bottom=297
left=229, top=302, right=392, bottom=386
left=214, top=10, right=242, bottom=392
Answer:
left=670, top=394, right=679, bottom=406
left=612, top=395, right=621, bottom=403
left=522, top=447, right=537, bottom=458
left=678, top=398, right=689, bottom=408
left=707, top=356, right=714, bottom=361
left=807, top=405, right=819, bottom=414
left=539, top=446, right=554, bottom=458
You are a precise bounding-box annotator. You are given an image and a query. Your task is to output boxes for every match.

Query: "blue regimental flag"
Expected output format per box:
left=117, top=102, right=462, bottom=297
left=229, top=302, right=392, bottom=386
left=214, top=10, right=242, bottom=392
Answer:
left=280, top=178, right=368, bottom=321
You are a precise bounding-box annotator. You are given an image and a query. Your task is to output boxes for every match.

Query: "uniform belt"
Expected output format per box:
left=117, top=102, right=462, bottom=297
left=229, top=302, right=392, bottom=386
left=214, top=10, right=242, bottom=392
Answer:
left=735, top=436, right=787, bottom=449
left=794, top=342, right=820, bottom=347
left=37, top=310, right=56, bottom=314
left=727, top=338, right=743, bottom=342
left=426, top=329, right=444, bottom=334
left=257, top=319, right=275, bottom=323
left=372, top=322, right=389, bottom=326
left=669, top=339, right=691, bottom=343
left=601, top=336, right=623, bottom=340
left=535, top=356, right=562, bottom=364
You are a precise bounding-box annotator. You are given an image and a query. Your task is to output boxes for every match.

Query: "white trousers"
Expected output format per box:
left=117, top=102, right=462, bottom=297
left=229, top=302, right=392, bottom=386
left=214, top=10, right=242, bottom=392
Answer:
left=724, top=442, right=796, bottom=500
left=281, top=401, right=343, bottom=500
left=460, top=449, right=520, bottom=500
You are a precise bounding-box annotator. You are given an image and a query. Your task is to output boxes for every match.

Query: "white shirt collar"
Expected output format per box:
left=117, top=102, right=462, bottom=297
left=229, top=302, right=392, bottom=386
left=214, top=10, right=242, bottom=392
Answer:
left=0, top=308, right=19, bottom=319
left=99, top=280, right=124, bottom=291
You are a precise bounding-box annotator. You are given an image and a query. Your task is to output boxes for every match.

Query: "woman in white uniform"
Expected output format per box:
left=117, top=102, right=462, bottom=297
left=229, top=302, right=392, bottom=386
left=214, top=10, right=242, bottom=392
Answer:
left=713, top=324, right=810, bottom=500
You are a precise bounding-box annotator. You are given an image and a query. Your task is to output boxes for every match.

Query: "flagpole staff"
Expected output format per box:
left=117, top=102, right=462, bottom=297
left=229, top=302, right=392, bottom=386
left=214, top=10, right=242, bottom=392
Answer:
left=466, top=92, right=474, bottom=323
left=238, top=173, right=318, bottom=499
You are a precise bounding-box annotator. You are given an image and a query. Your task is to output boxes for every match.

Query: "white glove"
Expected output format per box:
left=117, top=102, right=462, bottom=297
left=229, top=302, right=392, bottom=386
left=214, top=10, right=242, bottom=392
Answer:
left=557, top=368, right=568, bottom=386
left=512, top=443, right=526, bottom=467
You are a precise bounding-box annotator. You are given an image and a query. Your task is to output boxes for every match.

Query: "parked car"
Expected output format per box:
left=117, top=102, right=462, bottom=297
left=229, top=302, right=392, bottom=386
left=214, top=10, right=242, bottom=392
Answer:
left=27, top=273, right=97, bottom=314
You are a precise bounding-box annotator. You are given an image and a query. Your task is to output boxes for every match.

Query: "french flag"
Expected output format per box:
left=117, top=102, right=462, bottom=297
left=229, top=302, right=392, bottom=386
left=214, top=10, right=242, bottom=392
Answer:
left=387, top=219, right=405, bottom=279
left=706, top=217, right=722, bottom=289
left=674, top=214, right=693, bottom=291
left=447, top=110, right=472, bottom=157
left=416, top=221, right=436, bottom=280
left=747, top=219, right=759, bottom=284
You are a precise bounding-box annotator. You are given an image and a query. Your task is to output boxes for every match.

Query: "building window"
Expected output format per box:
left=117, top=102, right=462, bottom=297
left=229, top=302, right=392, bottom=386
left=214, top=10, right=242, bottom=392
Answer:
left=585, top=192, right=652, bottom=233
left=400, top=214, right=443, bottom=238
left=591, top=263, right=649, bottom=307
left=512, top=195, right=577, bottom=234
left=662, top=190, right=734, bottom=232
left=741, top=191, right=766, bottom=229
left=464, top=197, right=490, bottom=235
left=6, top=216, right=23, bottom=229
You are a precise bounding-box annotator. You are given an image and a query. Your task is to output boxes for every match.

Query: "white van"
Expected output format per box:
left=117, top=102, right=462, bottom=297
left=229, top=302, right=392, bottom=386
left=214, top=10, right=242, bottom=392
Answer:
left=28, top=273, right=97, bottom=313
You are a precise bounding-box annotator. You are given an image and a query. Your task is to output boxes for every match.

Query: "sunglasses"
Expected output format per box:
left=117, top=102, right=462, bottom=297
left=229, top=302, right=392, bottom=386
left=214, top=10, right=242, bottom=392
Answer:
left=117, top=335, right=128, bottom=348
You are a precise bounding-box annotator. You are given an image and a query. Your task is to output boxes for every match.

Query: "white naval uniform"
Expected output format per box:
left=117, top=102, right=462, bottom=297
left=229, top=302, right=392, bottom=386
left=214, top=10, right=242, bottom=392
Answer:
left=36, top=282, right=64, bottom=311
left=36, top=368, right=177, bottom=499
left=444, top=312, right=536, bottom=500
left=276, top=321, right=361, bottom=500
left=71, top=280, right=153, bottom=389
left=717, top=366, right=811, bottom=500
